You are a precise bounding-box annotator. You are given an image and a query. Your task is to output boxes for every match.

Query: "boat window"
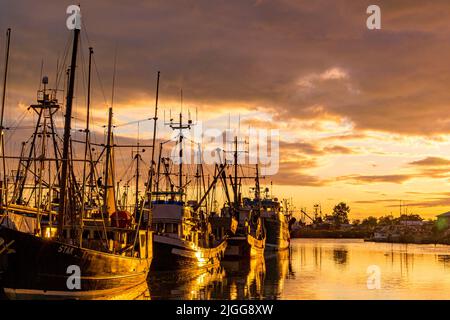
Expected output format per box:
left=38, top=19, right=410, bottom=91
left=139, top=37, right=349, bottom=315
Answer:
left=94, top=231, right=102, bottom=240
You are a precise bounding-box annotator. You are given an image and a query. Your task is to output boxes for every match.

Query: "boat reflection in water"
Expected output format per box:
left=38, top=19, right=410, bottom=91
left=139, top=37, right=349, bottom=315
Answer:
left=263, top=250, right=292, bottom=299
left=1, top=240, right=292, bottom=300
left=93, top=281, right=150, bottom=300
left=146, top=250, right=291, bottom=299
left=220, top=255, right=266, bottom=299
left=148, top=266, right=225, bottom=299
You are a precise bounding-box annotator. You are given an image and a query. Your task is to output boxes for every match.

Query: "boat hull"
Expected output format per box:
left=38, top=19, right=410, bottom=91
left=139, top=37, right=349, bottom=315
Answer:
left=150, top=234, right=227, bottom=271
left=0, top=227, right=152, bottom=299
left=263, top=217, right=290, bottom=251
left=224, top=233, right=265, bottom=259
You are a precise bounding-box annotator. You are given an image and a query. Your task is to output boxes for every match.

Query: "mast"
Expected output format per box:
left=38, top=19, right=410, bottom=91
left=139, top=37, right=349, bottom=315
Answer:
left=58, top=26, right=80, bottom=239
left=255, top=163, right=261, bottom=200
left=36, top=117, right=47, bottom=236
left=255, top=163, right=261, bottom=217
left=155, top=142, right=163, bottom=196
left=146, top=71, right=159, bottom=206
left=103, top=107, right=114, bottom=216
left=194, top=163, right=227, bottom=212
left=178, top=112, right=183, bottom=199
left=133, top=71, right=160, bottom=255
left=0, top=28, right=11, bottom=207
left=167, top=110, right=191, bottom=201
left=80, top=47, right=93, bottom=246
left=233, top=136, right=239, bottom=217
left=134, top=148, right=140, bottom=214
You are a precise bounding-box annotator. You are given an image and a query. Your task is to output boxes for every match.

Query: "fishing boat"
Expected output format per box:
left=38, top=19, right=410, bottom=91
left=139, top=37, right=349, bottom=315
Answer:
left=219, top=203, right=266, bottom=259
left=258, top=189, right=295, bottom=251
left=0, top=16, right=154, bottom=299
left=211, top=137, right=266, bottom=260
left=150, top=113, right=227, bottom=271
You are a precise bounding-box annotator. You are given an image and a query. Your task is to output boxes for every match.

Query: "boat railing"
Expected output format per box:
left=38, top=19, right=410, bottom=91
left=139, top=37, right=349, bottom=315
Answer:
left=0, top=204, right=56, bottom=217
left=37, top=88, right=59, bottom=103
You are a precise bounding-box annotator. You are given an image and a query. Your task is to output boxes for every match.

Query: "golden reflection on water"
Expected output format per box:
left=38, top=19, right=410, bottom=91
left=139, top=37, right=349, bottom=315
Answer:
left=286, top=239, right=450, bottom=300
left=147, top=251, right=290, bottom=300
left=22, top=238, right=450, bottom=300
left=98, top=282, right=151, bottom=300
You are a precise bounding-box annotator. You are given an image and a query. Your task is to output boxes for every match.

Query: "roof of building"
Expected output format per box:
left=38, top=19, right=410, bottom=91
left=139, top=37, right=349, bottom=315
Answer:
left=437, top=211, right=450, bottom=218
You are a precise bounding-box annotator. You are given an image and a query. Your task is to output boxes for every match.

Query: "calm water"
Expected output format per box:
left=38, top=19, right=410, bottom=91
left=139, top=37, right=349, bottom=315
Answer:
left=146, top=238, right=450, bottom=300
left=4, top=239, right=450, bottom=299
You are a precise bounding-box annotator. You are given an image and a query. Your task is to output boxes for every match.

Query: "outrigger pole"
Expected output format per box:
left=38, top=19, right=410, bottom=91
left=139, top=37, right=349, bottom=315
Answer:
left=0, top=28, right=11, bottom=208
left=80, top=46, right=93, bottom=246
left=58, top=25, right=80, bottom=239
left=148, top=71, right=160, bottom=207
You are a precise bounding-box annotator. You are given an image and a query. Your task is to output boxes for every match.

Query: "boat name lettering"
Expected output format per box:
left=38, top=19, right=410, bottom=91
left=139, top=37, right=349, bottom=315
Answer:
left=58, top=245, right=74, bottom=255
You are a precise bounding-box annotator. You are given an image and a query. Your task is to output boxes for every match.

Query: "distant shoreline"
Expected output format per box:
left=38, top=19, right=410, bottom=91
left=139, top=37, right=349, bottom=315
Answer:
left=291, top=229, right=369, bottom=239
left=291, top=229, right=450, bottom=245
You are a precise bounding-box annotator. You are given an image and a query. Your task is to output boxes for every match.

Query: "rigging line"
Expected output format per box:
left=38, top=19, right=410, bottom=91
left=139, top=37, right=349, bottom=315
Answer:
left=118, top=158, right=135, bottom=182
left=115, top=140, right=128, bottom=181
left=79, top=39, right=88, bottom=119
left=92, top=56, right=108, bottom=108
left=4, top=107, right=30, bottom=133
left=183, top=136, right=201, bottom=145
left=78, top=21, right=102, bottom=149
left=55, top=33, right=71, bottom=91
left=81, top=17, right=109, bottom=108
left=113, top=117, right=152, bottom=127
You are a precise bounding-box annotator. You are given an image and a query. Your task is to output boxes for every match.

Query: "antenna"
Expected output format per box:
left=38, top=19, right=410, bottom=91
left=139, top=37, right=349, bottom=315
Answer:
left=180, top=88, right=183, bottom=114
left=111, top=45, right=117, bottom=108
left=38, top=59, right=44, bottom=91
left=164, top=92, right=196, bottom=200
left=238, top=113, right=241, bottom=137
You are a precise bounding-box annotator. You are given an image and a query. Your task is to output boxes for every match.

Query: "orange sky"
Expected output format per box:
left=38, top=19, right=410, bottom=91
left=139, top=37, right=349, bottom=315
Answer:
left=2, top=0, right=450, bottom=220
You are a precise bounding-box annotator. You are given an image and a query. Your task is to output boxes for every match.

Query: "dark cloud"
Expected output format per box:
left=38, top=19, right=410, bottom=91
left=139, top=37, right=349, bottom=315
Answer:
left=338, top=174, right=414, bottom=184
left=2, top=0, right=450, bottom=136
left=280, top=141, right=356, bottom=156
left=320, top=133, right=368, bottom=142
left=323, top=145, right=355, bottom=155
left=280, top=141, right=322, bottom=156
left=354, top=199, right=405, bottom=204
left=272, top=172, right=328, bottom=187
left=409, top=157, right=450, bottom=167
left=386, top=198, right=450, bottom=209
left=268, top=159, right=328, bottom=186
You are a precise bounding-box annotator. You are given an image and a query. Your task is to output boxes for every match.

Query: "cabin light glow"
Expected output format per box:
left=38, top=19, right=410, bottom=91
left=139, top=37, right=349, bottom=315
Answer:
left=44, top=227, right=57, bottom=238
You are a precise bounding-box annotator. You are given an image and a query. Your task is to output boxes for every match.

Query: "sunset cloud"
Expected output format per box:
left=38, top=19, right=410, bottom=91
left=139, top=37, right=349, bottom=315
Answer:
left=410, top=157, right=450, bottom=167
left=2, top=0, right=450, bottom=218
left=338, top=174, right=414, bottom=184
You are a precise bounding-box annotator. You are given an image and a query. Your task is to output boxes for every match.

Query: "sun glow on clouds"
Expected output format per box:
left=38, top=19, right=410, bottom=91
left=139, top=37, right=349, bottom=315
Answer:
left=102, top=98, right=450, bottom=219
left=4, top=0, right=450, bottom=220
left=296, top=67, right=349, bottom=90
